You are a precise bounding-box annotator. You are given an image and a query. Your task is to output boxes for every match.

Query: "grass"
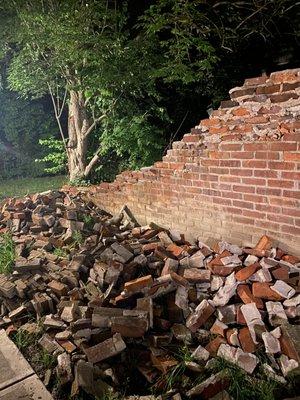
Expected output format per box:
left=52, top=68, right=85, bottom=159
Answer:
left=210, top=357, right=279, bottom=400
left=0, top=233, right=15, bottom=274
left=0, top=175, right=66, bottom=200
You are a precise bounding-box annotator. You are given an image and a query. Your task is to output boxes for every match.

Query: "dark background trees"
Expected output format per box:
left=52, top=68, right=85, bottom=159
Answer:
left=0, top=0, right=299, bottom=182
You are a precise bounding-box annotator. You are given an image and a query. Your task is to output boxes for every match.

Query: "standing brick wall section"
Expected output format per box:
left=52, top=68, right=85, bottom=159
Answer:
left=88, top=68, right=300, bottom=255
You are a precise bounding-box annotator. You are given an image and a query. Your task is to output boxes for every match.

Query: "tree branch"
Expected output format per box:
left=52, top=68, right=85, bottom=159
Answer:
left=48, top=83, right=68, bottom=153
left=84, top=146, right=101, bottom=177
left=84, top=113, right=107, bottom=139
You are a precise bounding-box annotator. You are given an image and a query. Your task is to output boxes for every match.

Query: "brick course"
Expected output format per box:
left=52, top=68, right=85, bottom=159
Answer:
left=88, top=68, right=300, bottom=255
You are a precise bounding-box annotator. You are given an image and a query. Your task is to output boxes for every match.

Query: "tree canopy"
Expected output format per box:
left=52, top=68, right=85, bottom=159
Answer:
left=0, top=0, right=299, bottom=182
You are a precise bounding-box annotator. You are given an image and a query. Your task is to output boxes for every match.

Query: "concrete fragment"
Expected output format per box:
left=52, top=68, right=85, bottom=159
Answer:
left=283, top=294, right=300, bottom=307
left=217, top=305, right=236, bottom=324
left=266, top=301, right=288, bottom=326
left=212, top=272, right=237, bottom=307
left=240, top=303, right=264, bottom=343
left=270, top=280, right=296, bottom=299
left=56, top=352, right=73, bottom=384
left=217, top=343, right=258, bottom=374
left=262, top=331, right=281, bottom=354
left=278, top=354, right=299, bottom=376
left=192, top=344, right=210, bottom=362
left=244, top=255, right=258, bottom=267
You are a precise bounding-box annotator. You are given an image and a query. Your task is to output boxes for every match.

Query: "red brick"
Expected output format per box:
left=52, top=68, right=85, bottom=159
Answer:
left=269, top=197, right=298, bottom=207
left=233, top=185, right=255, bottom=194
left=242, top=177, right=265, bottom=186
left=256, top=187, right=281, bottom=196
left=201, top=118, right=221, bottom=127
left=226, top=207, right=243, bottom=215
left=282, top=171, right=300, bottom=180
left=284, top=152, right=300, bottom=161
left=209, top=126, right=228, bottom=135
left=213, top=197, right=232, bottom=206
left=256, top=85, right=280, bottom=95
left=235, top=263, right=260, bottom=281
left=242, top=209, right=265, bottom=219
left=237, top=284, right=264, bottom=309
left=282, top=254, right=299, bottom=264
left=255, top=152, right=280, bottom=160
left=255, top=235, right=273, bottom=251
left=230, top=87, right=255, bottom=99
left=233, top=216, right=255, bottom=225
left=267, top=214, right=294, bottom=225
left=281, top=225, right=300, bottom=235
left=270, top=92, right=298, bottom=103
left=254, top=170, right=278, bottom=178
left=182, top=134, right=199, bottom=142
left=236, top=306, right=247, bottom=325
left=231, top=151, right=254, bottom=159
left=220, top=143, right=243, bottom=151
left=283, top=190, right=300, bottom=199
left=232, top=107, right=250, bottom=116
left=270, top=70, right=299, bottom=83
left=209, top=167, right=230, bottom=175
left=255, top=204, right=281, bottom=214
left=272, top=266, right=289, bottom=281
left=282, top=207, right=300, bottom=218
left=268, top=161, right=295, bottom=170
left=205, top=337, right=227, bottom=356
left=221, top=134, right=243, bottom=141
left=244, top=194, right=267, bottom=203
left=242, top=160, right=267, bottom=168
left=219, top=160, right=241, bottom=167
left=230, top=169, right=252, bottom=177
left=252, top=282, right=282, bottom=301
left=124, top=275, right=153, bottom=293
left=269, top=142, right=297, bottom=151
left=232, top=200, right=253, bottom=210
left=238, top=327, right=256, bottom=353
left=247, top=116, right=269, bottom=124
left=282, top=81, right=300, bottom=91
left=268, top=179, right=294, bottom=189
left=245, top=76, right=267, bottom=86
left=220, top=176, right=241, bottom=184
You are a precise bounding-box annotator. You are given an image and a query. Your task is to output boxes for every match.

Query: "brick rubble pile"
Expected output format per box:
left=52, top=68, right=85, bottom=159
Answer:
left=0, top=190, right=299, bottom=399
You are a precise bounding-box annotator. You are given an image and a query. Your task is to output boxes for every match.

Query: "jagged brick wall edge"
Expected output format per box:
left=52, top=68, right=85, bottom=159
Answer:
left=86, top=68, right=300, bottom=255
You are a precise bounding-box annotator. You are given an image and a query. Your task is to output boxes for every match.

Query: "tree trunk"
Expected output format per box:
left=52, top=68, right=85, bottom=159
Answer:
left=68, top=90, right=90, bottom=181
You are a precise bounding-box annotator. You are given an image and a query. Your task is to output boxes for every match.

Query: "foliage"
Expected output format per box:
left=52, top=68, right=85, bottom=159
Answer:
left=0, top=233, right=15, bottom=274
left=0, top=0, right=168, bottom=180
left=36, top=137, right=67, bottom=174
left=0, top=0, right=299, bottom=182
left=0, top=89, right=57, bottom=179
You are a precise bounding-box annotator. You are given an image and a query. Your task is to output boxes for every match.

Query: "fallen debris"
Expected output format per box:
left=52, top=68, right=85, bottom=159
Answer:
left=0, top=190, right=299, bottom=399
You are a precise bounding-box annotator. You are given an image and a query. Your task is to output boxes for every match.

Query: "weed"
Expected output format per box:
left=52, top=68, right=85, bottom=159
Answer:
left=211, top=357, right=278, bottom=400
left=0, top=233, right=15, bottom=274
left=34, top=349, right=57, bottom=369
left=12, top=329, right=37, bottom=350
left=53, top=247, right=69, bottom=258
left=72, top=230, right=84, bottom=246
left=156, top=346, right=194, bottom=392
left=82, top=214, right=94, bottom=230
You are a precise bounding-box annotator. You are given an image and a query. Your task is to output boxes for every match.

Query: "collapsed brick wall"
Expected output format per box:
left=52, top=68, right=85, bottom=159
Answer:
left=89, top=68, right=300, bottom=255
